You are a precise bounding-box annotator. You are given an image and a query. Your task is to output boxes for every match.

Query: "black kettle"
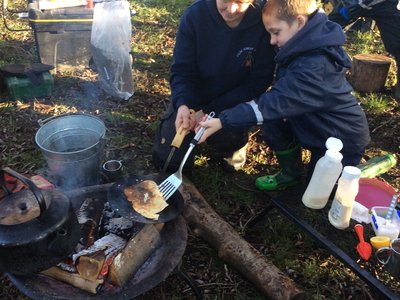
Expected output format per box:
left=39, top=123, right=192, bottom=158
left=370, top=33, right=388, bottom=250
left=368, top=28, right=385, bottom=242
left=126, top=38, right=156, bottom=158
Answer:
left=0, top=167, right=80, bottom=275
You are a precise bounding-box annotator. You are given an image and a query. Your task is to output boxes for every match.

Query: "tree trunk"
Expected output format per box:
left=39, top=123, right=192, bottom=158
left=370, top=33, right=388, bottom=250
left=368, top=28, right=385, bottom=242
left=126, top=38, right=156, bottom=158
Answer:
left=181, top=180, right=305, bottom=300
left=350, top=53, right=392, bottom=93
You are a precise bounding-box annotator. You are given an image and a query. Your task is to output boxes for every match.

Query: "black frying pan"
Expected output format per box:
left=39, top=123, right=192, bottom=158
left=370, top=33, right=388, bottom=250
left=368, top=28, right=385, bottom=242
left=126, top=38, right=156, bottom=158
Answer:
left=107, top=174, right=184, bottom=224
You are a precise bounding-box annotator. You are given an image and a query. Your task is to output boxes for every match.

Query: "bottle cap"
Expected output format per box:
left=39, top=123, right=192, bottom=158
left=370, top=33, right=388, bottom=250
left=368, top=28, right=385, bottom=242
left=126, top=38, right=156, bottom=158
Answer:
left=87, top=0, right=94, bottom=9
left=325, top=137, right=343, bottom=152
left=325, top=149, right=343, bottom=163
left=341, top=166, right=361, bottom=180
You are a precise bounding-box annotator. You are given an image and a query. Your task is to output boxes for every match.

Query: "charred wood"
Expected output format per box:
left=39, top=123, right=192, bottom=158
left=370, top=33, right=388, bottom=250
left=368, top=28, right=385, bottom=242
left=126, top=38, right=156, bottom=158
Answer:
left=77, top=197, right=105, bottom=248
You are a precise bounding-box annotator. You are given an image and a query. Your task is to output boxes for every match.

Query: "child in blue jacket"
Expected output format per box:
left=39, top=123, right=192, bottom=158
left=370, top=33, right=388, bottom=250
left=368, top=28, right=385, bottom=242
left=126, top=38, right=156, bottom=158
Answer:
left=198, top=0, right=370, bottom=190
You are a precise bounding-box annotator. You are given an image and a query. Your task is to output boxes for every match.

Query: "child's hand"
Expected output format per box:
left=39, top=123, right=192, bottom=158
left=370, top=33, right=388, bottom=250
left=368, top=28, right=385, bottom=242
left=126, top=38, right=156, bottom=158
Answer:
left=194, top=110, right=205, bottom=126
left=196, top=117, right=223, bottom=143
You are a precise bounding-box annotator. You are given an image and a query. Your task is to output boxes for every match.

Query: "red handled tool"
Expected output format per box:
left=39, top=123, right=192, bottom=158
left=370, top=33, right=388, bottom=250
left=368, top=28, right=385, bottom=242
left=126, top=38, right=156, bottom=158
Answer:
left=354, top=224, right=372, bottom=260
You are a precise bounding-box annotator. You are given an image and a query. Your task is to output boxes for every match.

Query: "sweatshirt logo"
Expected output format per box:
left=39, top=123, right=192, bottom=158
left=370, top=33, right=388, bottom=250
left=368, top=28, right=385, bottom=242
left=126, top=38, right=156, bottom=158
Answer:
left=236, top=47, right=255, bottom=68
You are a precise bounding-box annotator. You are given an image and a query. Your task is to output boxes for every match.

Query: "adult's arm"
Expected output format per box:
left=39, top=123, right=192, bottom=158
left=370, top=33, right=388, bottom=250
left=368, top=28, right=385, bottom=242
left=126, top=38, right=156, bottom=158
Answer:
left=170, top=15, right=202, bottom=111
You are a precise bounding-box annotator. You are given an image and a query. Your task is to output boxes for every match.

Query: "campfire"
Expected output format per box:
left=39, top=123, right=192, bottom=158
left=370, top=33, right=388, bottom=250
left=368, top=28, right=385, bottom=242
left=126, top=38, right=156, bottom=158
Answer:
left=42, top=197, right=165, bottom=294
left=2, top=171, right=188, bottom=299
left=1, top=169, right=305, bottom=299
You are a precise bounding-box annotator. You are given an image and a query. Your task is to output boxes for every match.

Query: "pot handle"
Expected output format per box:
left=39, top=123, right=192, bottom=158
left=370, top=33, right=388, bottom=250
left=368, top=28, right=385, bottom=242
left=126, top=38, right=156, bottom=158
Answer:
left=0, top=167, right=47, bottom=214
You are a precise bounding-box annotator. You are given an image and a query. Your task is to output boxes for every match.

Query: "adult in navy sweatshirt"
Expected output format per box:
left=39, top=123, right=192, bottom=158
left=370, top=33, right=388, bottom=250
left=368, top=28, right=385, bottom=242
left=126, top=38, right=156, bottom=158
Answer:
left=152, top=0, right=276, bottom=173
left=198, top=3, right=370, bottom=190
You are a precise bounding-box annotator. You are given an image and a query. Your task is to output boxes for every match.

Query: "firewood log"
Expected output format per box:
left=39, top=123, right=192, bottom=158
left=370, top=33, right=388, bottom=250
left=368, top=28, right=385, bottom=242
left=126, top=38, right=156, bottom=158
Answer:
left=181, top=180, right=305, bottom=300
left=41, top=267, right=103, bottom=294
left=72, top=233, right=126, bottom=263
left=76, top=250, right=105, bottom=281
left=77, top=197, right=105, bottom=248
left=108, top=223, right=163, bottom=287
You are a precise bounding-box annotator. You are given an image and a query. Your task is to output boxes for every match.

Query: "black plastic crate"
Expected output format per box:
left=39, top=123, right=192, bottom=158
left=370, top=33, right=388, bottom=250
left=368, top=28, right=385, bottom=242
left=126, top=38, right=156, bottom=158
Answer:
left=28, top=3, right=93, bottom=70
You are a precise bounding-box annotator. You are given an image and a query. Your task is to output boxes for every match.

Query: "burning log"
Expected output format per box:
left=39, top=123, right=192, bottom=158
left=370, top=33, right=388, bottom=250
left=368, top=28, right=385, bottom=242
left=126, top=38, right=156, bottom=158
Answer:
left=72, top=233, right=126, bottom=285
left=72, top=233, right=126, bottom=263
left=108, top=223, right=164, bottom=287
left=76, top=197, right=105, bottom=248
left=41, top=267, right=104, bottom=294
left=99, top=252, right=118, bottom=278
left=76, top=251, right=105, bottom=281
left=181, top=180, right=305, bottom=300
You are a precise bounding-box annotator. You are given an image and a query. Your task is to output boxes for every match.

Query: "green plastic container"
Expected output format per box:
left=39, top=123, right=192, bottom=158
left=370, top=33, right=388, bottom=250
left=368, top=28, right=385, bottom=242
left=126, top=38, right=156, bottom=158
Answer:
left=357, top=153, right=397, bottom=178
left=4, top=72, right=53, bottom=100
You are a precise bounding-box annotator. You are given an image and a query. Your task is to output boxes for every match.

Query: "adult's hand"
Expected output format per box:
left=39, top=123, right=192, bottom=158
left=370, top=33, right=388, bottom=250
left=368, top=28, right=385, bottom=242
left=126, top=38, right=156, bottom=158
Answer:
left=175, top=105, right=196, bottom=132
left=197, top=117, right=223, bottom=143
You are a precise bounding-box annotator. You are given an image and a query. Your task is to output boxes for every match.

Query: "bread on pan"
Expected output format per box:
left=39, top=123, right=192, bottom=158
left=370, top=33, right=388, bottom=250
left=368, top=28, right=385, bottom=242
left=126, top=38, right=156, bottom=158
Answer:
left=123, top=180, right=168, bottom=219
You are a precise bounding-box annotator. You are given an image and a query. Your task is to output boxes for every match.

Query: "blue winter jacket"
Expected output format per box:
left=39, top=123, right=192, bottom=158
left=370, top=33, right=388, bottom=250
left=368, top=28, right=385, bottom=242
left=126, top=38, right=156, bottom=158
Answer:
left=170, top=0, right=276, bottom=115
left=219, top=10, right=370, bottom=154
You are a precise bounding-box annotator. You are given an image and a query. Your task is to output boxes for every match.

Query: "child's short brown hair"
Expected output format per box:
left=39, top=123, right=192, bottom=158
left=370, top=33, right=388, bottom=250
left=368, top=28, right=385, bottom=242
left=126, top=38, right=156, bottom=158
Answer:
left=263, top=0, right=317, bottom=23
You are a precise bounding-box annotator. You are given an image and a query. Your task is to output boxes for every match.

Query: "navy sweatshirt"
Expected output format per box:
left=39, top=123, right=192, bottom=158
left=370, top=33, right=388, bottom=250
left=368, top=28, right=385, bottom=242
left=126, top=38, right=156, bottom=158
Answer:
left=170, top=0, right=276, bottom=115
left=219, top=11, right=370, bottom=154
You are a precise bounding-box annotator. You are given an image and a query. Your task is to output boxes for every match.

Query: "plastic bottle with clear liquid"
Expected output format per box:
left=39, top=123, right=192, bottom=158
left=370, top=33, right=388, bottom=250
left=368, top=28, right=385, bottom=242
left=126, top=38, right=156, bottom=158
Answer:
left=328, top=166, right=362, bottom=229
left=302, top=137, right=343, bottom=209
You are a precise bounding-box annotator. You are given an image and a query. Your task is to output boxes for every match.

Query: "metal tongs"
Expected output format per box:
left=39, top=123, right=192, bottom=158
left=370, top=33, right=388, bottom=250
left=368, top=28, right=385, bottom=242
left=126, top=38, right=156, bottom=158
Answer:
left=159, top=112, right=215, bottom=200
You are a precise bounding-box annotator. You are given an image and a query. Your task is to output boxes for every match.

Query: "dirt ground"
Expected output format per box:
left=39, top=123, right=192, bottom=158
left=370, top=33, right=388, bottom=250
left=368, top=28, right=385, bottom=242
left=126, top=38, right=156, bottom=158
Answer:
left=1, top=69, right=399, bottom=299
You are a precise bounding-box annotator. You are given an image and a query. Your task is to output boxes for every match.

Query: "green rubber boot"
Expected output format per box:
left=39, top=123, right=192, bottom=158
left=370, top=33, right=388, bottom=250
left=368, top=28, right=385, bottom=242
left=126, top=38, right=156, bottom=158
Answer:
left=256, top=145, right=302, bottom=191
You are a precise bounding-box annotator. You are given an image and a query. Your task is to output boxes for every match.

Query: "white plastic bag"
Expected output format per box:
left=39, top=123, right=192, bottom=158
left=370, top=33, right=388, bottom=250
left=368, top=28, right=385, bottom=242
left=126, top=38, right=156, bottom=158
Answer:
left=91, top=0, right=134, bottom=100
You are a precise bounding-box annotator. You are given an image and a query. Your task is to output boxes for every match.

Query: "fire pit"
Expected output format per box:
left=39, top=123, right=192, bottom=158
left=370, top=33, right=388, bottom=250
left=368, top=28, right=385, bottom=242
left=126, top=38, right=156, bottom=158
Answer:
left=6, top=183, right=188, bottom=299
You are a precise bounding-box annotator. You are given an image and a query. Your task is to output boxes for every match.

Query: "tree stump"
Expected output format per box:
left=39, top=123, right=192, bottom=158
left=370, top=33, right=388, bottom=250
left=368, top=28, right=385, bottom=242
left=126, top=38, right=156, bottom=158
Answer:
left=350, top=53, right=392, bottom=93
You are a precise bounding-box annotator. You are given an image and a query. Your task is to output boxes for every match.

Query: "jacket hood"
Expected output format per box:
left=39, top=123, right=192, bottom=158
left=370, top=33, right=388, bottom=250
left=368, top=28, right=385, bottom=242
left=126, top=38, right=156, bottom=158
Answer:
left=275, top=9, right=352, bottom=68
left=206, top=0, right=265, bottom=30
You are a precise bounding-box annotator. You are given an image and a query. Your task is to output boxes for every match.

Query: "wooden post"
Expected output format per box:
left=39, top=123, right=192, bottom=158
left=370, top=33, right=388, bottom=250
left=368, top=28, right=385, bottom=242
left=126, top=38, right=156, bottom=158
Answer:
left=350, top=54, right=392, bottom=93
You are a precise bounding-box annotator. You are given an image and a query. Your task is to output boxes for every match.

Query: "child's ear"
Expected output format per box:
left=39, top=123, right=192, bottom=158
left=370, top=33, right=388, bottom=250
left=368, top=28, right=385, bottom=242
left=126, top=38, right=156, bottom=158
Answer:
left=296, top=15, right=307, bottom=30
